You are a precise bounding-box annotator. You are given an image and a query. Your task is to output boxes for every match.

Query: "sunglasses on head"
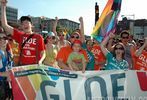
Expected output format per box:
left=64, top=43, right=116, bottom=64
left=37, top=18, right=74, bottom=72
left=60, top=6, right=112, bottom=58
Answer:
left=71, top=35, right=79, bottom=39
left=115, top=47, right=124, bottom=50
left=122, top=36, right=129, bottom=39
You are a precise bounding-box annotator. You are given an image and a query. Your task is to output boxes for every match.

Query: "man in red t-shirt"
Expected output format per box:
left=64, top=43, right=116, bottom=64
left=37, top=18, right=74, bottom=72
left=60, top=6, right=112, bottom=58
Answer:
left=1, top=0, right=46, bottom=65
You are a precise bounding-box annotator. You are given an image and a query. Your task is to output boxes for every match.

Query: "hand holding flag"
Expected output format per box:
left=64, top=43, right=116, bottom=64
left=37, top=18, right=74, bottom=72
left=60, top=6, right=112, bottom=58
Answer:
left=91, top=0, right=122, bottom=42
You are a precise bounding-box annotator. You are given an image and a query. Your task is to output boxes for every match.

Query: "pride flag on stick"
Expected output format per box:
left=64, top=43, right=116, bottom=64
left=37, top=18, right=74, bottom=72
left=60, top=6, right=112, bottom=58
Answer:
left=91, top=0, right=122, bottom=42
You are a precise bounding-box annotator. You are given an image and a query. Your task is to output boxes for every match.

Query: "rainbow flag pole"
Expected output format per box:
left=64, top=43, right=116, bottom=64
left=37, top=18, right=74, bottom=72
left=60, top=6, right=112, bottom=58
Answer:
left=91, top=0, right=122, bottom=42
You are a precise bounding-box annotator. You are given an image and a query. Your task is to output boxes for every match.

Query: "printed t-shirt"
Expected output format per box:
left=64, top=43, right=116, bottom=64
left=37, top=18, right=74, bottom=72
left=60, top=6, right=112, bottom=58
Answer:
left=91, top=44, right=106, bottom=70
left=67, top=52, right=86, bottom=70
left=12, top=28, right=45, bottom=65
left=105, top=52, right=129, bottom=70
left=56, top=46, right=88, bottom=68
left=133, top=50, right=147, bottom=71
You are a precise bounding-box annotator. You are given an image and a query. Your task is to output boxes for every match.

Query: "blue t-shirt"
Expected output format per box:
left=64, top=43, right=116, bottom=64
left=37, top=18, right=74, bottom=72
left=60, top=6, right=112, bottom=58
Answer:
left=105, top=52, right=129, bottom=70
left=82, top=43, right=95, bottom=70
left=0, top=50, right=13, bottom=80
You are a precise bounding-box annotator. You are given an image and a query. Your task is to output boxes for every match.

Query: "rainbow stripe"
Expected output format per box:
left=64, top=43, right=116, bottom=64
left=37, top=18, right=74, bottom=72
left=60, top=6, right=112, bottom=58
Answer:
left=91, top=0, right=122, bottom=42
left=11, top=65, right=61, bottom=100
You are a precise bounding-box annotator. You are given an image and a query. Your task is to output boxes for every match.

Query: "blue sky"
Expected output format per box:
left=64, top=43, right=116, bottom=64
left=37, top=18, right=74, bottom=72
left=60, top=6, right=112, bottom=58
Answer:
left=7, top=0, right=147, bottom=35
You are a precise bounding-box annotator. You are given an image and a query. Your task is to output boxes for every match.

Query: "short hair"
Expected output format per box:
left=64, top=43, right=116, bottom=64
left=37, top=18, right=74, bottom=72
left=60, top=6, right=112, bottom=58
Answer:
left=20, top=16, right=32, bottom=23
left=120, top=30, right=129, bottom=37
left=70, top=32, right=80, bottom=37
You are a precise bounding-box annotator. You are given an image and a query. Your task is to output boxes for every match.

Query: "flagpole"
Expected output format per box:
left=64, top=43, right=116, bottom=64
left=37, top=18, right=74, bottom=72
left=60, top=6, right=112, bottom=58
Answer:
left=95, top=2, right=99, bottom=25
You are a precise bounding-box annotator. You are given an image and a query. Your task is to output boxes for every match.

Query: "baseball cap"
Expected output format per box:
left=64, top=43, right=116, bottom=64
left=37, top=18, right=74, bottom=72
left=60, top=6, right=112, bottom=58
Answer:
left=20, top=16, right=32, bottom=23
left=47, top=31, right=55, bottom=37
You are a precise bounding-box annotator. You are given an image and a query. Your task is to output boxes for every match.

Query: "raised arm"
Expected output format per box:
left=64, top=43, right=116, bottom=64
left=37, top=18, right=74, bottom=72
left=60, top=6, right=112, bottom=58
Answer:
left=100, top=32, right=115, bottom=56
left=135, top=37, right=147, bottom=57
left=1, top=0, right=14, bottom=35
left=79, top=17, right=85, bottom=43
left=52, top=17, right=58, bottom=36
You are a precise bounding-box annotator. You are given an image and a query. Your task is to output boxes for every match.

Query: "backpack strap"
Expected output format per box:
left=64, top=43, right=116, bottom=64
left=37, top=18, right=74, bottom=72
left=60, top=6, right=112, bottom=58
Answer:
left=22, top=34, right=34, bottom=48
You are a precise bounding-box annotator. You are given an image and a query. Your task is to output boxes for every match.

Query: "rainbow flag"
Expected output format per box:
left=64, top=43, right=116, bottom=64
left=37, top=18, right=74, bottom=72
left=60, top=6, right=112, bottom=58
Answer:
left=91, top=0, right=122, bottom=42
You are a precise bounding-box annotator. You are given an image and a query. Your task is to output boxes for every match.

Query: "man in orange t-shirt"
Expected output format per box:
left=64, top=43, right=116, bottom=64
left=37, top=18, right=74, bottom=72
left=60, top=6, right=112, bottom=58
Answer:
left=133, top=38, right=147, bottom=70
left=91, top=40, right=106, bottom=70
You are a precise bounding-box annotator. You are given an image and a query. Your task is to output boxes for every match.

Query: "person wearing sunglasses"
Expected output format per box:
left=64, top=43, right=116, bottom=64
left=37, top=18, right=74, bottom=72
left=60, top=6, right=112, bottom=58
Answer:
left=1, top=0, right=46, bottom=66
left=52, top=17, right=70, bottom=51
left=43, top=32, right=58, bottom=68
left=120, top=31, right=135, bottom=69
left=100, top=32, right=129, bottom=70
left=133, top=37, right=147, bottom=70
left=56, top=17, right=88, bottom=70
left=74, top=17, right=95, bottom=71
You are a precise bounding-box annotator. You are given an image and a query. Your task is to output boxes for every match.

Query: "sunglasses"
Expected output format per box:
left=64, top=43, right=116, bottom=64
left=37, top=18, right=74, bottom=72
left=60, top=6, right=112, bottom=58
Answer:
left=0, top=37, right=7, bottom=40
left=47, top=36, right=56, bottom=40
left=115, top=47, right=124, bottom=50
left=122, top=36, right=129, bottom=39
left=71, top=35, right=79, bottom=39
left=58, top=34, right=64, bottom=37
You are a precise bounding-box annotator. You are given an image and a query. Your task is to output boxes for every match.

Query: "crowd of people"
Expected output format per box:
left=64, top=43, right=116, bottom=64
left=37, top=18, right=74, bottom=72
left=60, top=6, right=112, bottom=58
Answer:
left=0, top=0, right=147, bottom=99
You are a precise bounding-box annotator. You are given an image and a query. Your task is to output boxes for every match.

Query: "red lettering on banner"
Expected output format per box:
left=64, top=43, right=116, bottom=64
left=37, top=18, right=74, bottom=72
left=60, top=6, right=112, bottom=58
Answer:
left=137, top=72, right=147, bottom=91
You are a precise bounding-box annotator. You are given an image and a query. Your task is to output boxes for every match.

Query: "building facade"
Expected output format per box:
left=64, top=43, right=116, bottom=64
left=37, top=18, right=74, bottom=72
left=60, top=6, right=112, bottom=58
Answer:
left=117, top=18, right=147, bottom=39
left=58, top=19, right=80, bottom=33
left=31, top=16, right=79, bottom=34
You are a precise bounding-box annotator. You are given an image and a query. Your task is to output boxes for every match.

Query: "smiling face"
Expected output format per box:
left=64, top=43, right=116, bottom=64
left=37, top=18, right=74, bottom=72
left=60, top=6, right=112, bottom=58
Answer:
left=46, top=36, right=56, bottom=44
left=21, top=20, right=32, bottom=33
left=58, top=31, right=65, bottom=40
left=121, top=32, right=129, bottom=44
left=72, top=43, right=81, bottom=52
left=70, top=32, right=80, bottom=43
left=114, top=44, right=125, bottom=57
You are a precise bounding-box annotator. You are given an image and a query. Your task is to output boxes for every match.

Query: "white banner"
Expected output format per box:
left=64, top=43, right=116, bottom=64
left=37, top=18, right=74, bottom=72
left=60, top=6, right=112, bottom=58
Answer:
left=11, top=65, right=147, bottom=100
